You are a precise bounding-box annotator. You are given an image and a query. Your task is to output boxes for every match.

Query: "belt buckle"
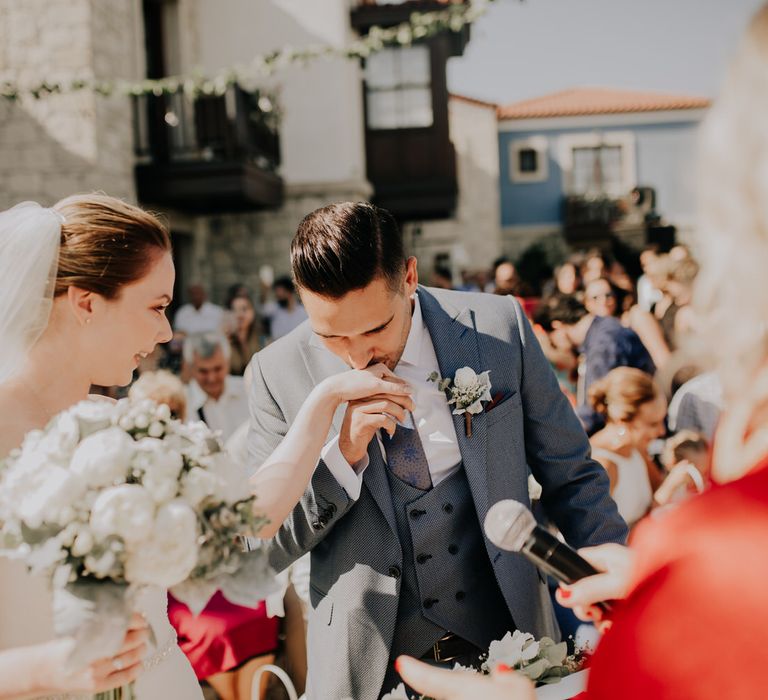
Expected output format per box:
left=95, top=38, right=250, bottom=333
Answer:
left=432, top=634, right=457, bottom=663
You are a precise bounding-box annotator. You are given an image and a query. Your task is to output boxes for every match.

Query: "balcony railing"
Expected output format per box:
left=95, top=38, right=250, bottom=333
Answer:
left=132, top=84, right=282, bottom=212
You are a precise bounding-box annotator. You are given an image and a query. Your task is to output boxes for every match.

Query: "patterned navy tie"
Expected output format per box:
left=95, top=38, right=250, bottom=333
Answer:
left=382, top=415, right=433, bottom=491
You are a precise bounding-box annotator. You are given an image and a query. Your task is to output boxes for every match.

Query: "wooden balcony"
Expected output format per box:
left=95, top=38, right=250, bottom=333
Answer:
left=132, top=85, right=283, bottom=213
left=352, top=1, right=470, bottom=221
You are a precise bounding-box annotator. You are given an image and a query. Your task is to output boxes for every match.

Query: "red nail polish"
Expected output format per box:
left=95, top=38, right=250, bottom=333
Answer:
left=496, top=663, right=512, bottom=673
left=394, top=657, right=402, bottom=674
left=559, top=588, right=571, bottom=599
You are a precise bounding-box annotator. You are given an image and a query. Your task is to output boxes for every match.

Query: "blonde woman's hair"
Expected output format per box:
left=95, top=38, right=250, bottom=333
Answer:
left=588, top=367, right=659, bottom=423
left=129, top=370, right=187, bottom=422
left=690, top=4, right=768, bottom=398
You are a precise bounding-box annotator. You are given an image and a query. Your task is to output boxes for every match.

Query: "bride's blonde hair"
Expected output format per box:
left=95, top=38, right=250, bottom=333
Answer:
left=691, top=4, right=768, bottom=399
left=52, top=193, right=169, bottom=300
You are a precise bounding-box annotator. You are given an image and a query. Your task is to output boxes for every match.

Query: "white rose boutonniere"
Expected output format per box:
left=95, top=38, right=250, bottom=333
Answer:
left=428, top=366, right=492, bottom=437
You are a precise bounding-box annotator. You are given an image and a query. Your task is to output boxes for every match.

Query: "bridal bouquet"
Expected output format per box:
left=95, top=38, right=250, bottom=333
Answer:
left=0, top=397, right=277, bottom=668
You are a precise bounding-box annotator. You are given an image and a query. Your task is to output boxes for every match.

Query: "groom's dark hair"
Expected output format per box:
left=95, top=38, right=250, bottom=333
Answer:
left=290, top=202, right=406, bottom=298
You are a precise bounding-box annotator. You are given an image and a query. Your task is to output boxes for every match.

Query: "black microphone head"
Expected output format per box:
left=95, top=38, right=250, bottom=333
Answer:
left=484, top=499, right=537, bottom=552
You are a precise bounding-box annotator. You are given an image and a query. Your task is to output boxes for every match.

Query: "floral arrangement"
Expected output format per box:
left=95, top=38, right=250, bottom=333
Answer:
left=0, top=397, right=277, bottom=669
left=383, top=630, right=589, bottom=700
left=428, top=366, right=492, bottom=436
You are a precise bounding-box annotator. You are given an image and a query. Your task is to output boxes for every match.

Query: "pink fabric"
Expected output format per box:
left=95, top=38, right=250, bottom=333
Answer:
left=168, top=592, right=280, bottom=679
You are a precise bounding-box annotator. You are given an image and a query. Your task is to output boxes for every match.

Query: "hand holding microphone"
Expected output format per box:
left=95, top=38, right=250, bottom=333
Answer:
left=484, top=500, right=635, bottom=621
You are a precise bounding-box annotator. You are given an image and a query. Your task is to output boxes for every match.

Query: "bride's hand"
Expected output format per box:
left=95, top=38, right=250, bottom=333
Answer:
left=40, top=613, right=149, bottom=693
left=320, top=363, right=414, bottom=407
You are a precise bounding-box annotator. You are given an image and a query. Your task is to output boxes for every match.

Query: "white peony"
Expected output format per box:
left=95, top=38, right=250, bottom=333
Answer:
left=133, top=439, right=183, bottom=504
left=90, top=484, right=156, bottom=545
left=207, top=452, right=251, bottom=503
left=181, top=466, right=222, bottom=507
left=381, top=684, right=410, bottom=700
left=8, top=459, right=85, bottom=529
left=484, top=630, right=540, bottom=671
left=70, top=427, right=135, bottom=487
left=124, top=499, right=198, bottom=587
left=69, top=399, right=115, bottom=437
left=450, top=368, right=492, bottom=415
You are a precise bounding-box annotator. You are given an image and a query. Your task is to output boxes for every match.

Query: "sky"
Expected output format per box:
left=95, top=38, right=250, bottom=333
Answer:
left=448, top=0, right=766, bottom=105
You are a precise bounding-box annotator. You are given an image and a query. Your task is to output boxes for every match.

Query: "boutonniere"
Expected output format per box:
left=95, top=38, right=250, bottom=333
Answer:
left=428, top=366, right=492, bottom=437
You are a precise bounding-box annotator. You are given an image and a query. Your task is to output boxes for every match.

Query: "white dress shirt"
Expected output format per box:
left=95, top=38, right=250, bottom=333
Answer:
left=174, top=301, right=225, bottom=335
left=322, top=293, right=462, bottom=499
left=187, top=375, right=249, bottom=442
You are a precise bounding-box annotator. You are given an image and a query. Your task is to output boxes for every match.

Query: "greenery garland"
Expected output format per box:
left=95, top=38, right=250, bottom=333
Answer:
left=0, top=0, right=494, bottom=102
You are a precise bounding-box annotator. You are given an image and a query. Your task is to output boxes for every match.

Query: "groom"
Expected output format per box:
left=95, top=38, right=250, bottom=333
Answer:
left=246, top=203, right=627, bottom=700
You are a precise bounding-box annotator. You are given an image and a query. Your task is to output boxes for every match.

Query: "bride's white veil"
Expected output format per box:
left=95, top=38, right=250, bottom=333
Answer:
left=0, top=202, right=62, bottom=384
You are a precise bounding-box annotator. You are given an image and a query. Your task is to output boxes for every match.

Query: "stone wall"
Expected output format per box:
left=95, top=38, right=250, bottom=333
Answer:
left=0, top=0, right=142, bottom=209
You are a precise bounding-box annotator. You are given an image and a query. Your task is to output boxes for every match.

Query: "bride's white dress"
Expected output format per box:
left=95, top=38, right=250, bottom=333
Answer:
left=0, top=558, right=202, bottom=700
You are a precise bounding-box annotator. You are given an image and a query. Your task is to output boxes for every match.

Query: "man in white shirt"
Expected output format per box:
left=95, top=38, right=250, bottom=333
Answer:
left=184, top=333, right=248, bottom=442
left=261, top=276, right=308, bottom=340
left=174, top=284, right=225, bottom=336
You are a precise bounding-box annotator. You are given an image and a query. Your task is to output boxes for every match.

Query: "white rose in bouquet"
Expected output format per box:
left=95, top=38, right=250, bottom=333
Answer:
left=70, top=427, right=135, bottom=487
left=132, top=438, right=183, bottom=503
left=181, top=465, right=223, bottom=507
left=125, top=499, right=198, bottom=588
left=69, top=399, right=116, bottom=436
left=3, top=455, right=85, bottom=529
left=90, top=484, right=155, bottom=546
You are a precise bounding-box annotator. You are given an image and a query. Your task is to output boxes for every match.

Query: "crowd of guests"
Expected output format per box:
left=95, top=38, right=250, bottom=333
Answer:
left=429, top=243, right=717, bottom=532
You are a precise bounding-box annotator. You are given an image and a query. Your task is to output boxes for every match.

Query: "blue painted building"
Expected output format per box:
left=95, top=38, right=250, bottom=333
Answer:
left=496, top=87, right=710, bottom=248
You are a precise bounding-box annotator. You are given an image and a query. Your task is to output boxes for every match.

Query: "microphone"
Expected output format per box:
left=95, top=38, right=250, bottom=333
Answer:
left=484, top=499, right=613, bottom=614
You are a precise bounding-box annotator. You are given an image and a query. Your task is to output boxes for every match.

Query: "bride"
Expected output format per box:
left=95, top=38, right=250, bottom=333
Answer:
left=0, top=194, right=413, bottom=699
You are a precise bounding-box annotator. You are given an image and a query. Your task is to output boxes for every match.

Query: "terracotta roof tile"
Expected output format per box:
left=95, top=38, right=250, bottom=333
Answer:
left=497, top=87, right=711, bottom=120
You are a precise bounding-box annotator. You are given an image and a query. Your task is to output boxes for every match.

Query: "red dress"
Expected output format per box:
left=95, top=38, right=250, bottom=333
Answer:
left=585, top=456, right=768, bottom=699
left=168, top=592, right=280, bottom=680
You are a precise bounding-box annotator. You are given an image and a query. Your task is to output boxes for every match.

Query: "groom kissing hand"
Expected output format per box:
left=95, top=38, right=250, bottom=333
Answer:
left=246, top=202, right=628, bottom=700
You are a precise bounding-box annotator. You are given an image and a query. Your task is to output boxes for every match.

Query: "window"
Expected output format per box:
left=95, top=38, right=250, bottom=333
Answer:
left=365, top=45, right=433, bottom=129
left=509, top=137, right=548, bottom=183
left=557, top=131, right=636, bottom=197
left=571, top=145, right=624, bottom=196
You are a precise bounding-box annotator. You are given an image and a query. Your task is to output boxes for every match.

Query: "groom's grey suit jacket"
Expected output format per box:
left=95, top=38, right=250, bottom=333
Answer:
left=246, top=287, right=627, bottom=700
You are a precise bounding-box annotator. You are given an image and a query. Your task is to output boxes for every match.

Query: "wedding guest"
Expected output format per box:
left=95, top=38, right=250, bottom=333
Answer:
left=588, top=368, right=666, bottom=527
left=129, top=369, right=188, bottom=420
left=636, top=245, right=663, bottom=311
left=667, top=370, right=723, bottom=439
left=396, top=6, right=768, bottom=698
left=184, top=333, right=249, bottom=441
left=552, top=260, right=582, bottom=297
left=585, top=277, right=671, bottom=371
left=227, top=294, right=262, bottom=376
left=654, top=430, right=710, bottom=506
left=535, top=295, right=655, bottom=434
left=261, top=276, right=307, bottom=341
left=430, top=265, right=454, bottom=290
left=174, top=283, right=225, bottom=337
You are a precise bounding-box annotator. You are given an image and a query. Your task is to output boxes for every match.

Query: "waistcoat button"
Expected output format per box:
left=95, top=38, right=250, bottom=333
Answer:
left=448, top=544, right=459, bottom=555
left=442, top=503, right=454, bottom=514
left=388, top=565, right=401, bottom=579
left=455, top=590, right=466, bottom=601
